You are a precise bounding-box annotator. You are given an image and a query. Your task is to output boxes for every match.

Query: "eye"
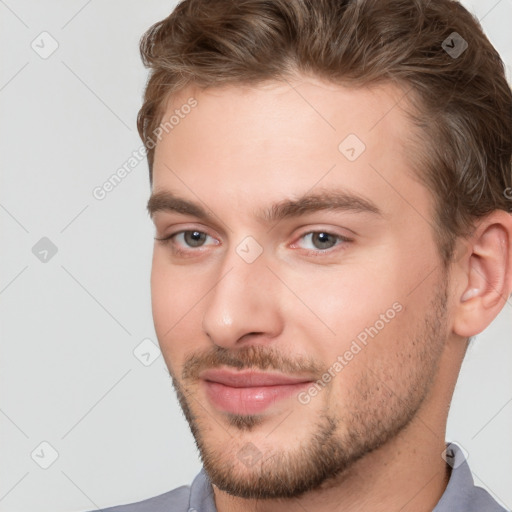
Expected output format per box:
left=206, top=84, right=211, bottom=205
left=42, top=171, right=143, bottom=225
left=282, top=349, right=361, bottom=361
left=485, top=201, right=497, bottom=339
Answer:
left=296, top=231, right=350, bottom=252
left=155, top=230, right=217, bottom=250
left=179, top=230, right=208, bottom=247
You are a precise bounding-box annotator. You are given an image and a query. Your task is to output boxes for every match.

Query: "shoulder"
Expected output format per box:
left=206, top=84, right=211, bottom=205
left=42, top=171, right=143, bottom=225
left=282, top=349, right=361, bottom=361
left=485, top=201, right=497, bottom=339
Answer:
left=83, top=468, right=215, bottom=512
left=469, top=486, right=510, bottom=512
left=89, top=482, right=192, bottom=512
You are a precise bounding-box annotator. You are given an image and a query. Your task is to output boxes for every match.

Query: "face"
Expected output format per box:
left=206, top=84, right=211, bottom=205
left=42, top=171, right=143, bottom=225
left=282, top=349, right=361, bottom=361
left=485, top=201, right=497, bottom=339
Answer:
left=149, top=77, right=452, bottom=499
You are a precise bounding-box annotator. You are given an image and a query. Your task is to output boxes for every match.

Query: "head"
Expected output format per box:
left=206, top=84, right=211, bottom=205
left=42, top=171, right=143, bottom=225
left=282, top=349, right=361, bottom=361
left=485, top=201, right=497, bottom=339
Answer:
left=139, top=0, right=512, bottom=500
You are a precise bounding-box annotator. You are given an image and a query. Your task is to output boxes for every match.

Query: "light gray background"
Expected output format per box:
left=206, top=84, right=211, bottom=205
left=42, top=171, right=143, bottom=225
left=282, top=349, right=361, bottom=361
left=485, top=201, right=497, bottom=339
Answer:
left=1, top=1, right=511, bottom=511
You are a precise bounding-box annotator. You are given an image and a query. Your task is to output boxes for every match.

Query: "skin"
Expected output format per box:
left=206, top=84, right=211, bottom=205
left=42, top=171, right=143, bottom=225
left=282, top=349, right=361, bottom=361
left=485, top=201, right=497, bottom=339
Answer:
left=148, top=75, right=512, bottom=512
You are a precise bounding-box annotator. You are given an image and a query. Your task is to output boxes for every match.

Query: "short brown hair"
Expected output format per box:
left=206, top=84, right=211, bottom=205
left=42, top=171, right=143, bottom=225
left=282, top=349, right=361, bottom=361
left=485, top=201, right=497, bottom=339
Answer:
left=137, top=0, right=512, bottom=266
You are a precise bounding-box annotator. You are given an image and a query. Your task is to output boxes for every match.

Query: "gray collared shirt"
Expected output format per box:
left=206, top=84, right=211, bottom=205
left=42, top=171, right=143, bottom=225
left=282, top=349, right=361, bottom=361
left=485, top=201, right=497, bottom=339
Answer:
left=96, top=443, right=509, bottom=512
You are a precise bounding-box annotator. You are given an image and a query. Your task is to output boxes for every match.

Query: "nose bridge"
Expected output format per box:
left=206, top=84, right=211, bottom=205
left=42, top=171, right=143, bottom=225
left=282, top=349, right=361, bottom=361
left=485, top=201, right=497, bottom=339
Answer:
left=201, top=241, right=281, bottom=347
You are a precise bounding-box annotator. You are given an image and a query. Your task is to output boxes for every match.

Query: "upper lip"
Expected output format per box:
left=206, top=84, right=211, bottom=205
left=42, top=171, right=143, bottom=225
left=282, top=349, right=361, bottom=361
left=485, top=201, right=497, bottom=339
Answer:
left=199, top=369, right=314, bottom=388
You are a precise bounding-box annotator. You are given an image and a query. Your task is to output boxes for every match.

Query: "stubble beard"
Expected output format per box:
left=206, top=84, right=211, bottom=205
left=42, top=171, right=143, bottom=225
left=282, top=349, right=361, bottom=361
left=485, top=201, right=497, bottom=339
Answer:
left=168, top=281, right=449, bottom=500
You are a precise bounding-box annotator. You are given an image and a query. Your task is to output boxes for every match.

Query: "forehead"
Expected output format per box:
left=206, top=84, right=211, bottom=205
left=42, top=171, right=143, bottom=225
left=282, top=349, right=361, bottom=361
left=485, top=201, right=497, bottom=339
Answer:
left=165, top=77, right=412, bottom=138
left=151, top=77, right=429, bottom=224
left=155, top=77, right=414, bottom=164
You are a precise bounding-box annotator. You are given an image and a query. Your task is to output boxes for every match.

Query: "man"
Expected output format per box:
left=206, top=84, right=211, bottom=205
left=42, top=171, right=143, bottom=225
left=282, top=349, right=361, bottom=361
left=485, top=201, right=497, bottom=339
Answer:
left=99, top=0, right=512, bottom=510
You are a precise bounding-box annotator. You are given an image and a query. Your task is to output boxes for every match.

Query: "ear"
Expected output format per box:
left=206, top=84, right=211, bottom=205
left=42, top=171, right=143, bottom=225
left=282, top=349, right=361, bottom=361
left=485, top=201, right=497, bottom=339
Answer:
left=452, top=210, right=512, bottom=338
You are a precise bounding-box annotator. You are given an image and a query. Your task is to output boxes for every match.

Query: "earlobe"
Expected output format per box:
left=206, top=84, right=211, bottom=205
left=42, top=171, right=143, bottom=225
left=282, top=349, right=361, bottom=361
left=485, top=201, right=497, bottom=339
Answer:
left=452, top=211, right=512, bottom=338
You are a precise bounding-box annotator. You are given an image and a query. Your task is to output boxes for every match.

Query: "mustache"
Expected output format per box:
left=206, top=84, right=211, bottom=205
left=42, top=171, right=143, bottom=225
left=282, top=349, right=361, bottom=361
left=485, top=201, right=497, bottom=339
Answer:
left=181, top=344, right=324, bottom=381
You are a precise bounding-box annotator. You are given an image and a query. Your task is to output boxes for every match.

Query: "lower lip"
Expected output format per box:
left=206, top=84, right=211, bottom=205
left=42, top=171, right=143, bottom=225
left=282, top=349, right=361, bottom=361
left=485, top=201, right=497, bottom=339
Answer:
left=203, top=380, right=311, bottom=415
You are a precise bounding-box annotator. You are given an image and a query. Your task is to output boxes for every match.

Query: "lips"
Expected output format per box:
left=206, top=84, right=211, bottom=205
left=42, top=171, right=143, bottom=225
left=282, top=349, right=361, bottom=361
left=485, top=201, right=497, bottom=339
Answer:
left=199, top=369, right=314, bottom=415
left=200, top=369, right=313, bottom=387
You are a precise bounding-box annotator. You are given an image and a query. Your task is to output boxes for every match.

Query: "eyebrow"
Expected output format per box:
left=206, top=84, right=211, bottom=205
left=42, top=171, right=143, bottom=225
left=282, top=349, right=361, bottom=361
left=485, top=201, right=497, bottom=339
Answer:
left=147, top=189, right=383, bottom=223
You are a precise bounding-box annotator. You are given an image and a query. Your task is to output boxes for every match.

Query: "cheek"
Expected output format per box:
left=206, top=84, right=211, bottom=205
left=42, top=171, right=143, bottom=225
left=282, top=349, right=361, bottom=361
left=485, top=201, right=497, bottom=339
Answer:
left=281, top=261, right=399, bottom=335
left=278, top=258, right=422, bottom=389
left=150, top=254, right=208, bottom=364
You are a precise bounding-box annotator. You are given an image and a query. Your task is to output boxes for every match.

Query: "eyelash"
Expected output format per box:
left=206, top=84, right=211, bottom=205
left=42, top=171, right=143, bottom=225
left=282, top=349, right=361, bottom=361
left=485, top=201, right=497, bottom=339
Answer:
left=155, top=230, right=352, bottom=257
left=155, top=231, right=217, bottom=257
left=292, top=232, right=352, bottom=256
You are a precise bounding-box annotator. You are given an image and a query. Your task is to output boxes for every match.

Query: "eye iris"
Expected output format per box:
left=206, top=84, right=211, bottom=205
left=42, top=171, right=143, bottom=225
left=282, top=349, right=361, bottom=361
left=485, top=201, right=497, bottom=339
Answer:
left=185, top=231, right=206, bottom=247
left=312, top=232, right=336, bottom=250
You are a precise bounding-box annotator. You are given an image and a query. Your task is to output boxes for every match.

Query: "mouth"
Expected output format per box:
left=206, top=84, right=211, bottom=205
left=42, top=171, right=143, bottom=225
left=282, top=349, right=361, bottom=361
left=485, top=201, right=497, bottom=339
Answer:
left=199, top=368, right=314, bottom=415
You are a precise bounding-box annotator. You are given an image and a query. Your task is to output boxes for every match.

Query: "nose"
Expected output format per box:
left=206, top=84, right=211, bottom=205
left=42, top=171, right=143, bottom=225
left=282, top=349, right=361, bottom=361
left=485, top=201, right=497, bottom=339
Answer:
left=201, top=246, right=284, bottom=348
